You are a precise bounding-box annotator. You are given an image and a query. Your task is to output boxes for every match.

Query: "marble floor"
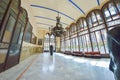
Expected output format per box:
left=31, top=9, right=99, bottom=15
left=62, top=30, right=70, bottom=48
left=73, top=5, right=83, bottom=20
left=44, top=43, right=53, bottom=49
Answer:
left=0, top=53, right=115, bottom=80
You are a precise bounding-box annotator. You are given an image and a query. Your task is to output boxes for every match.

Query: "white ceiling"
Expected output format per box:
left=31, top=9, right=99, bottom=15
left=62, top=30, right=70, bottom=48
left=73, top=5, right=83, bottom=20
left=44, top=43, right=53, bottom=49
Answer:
left=21, top=0, right=107, bottom=30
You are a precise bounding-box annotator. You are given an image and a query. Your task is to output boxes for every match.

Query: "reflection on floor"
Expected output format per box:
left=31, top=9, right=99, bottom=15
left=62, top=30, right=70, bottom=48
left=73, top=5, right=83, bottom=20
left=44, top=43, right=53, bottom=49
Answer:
left=0, top=52, right=115, bottom=80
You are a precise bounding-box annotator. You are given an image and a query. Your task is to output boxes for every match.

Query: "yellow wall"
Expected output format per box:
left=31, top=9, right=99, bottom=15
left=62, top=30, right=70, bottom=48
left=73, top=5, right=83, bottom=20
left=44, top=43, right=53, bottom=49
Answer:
left=20, top=41, right=42, bottom=61
left=37, top=29, right=49, bottom=39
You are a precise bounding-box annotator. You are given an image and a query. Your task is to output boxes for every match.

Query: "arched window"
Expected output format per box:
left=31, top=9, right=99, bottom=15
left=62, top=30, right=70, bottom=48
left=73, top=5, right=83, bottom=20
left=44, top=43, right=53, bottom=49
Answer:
left=77, top=18, right=88, bottom=30
left=44, top=34, right=50, bottom=51
left=2, top=0, right=20, bottom=43
left=69, top=23, right=79, bottom=52
left=86, top=10, right=108, bottom=54
left=65, top=39, right=70, bottom=51
left=8, top=8, right=28, bottom=56
left=116, top=1, right=120, bottom=12
left=17, top=8, right=28, bottom=44
left=24, top=22, right=32, bottom=43
left=64, top=29, right=70, bottom=51
left=69, top=23, right=77, bottom=34
left=0, top=0, right=15, bottom=67
left=44, top=34, right=55, bottom=52
left=50, top=34, right=55, bottom=51
left=0, top=0, right=10, bottom=25
left=102, top=1, right=120, bottom=30
left=0, top=0, right=26, bottom=70
left=76, top=18, right=91, bottom=52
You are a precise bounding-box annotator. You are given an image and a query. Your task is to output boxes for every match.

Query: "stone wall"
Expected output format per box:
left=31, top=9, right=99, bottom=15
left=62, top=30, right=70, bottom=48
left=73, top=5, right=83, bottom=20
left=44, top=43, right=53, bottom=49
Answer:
left=20, top=41, right=43, bottom=61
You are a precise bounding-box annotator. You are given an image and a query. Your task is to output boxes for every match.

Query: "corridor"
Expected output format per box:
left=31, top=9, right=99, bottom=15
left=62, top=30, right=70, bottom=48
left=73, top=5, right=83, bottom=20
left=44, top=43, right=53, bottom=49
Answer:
left=0, top=53, right=114, bottom=80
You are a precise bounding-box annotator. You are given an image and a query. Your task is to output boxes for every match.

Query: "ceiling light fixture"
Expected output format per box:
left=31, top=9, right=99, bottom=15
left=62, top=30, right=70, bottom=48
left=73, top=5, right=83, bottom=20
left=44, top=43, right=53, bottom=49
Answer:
left=50, top=12, right=64, bottom=37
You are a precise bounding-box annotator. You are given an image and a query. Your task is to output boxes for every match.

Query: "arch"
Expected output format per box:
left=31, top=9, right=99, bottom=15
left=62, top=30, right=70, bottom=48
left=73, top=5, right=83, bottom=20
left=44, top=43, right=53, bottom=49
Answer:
left=75, top=0, right=110, bottom=24
left=101, top=0, right=120, bottom=30
left=86, top=9, right=108, bottom=53
left=18, top=0, right=21, bottom=9
left=11, top=0, right=21, bottom=11
left=101, top=1, right=111, bottom=10
left=86, top=9, right=105, bottom=29
left=31, top=5, right=75, bottom=21
left=86, top=9, right=102, bottom=18
left=45, top=33, right=49, bottom=38
left=69, top=23, right=76, bottom=34
left=76, top=17, right=88, bottom=31
left=20, top=7, right=28, bottom=18
left=76, top=17, right=92, bottom=52
left=19, top=7, right=28, bottom=23
left=76, top=17, right=86, bottom=23
left=50, top=34, right=55, bottom=38
left=44, top=33, right=55, bottom=52
left=61, top=0, right=113, bottom=55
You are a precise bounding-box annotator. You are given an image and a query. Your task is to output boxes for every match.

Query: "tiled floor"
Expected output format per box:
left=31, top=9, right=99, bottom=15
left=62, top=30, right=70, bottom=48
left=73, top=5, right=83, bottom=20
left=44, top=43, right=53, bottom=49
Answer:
left=0, top=53, right=115, bottom=80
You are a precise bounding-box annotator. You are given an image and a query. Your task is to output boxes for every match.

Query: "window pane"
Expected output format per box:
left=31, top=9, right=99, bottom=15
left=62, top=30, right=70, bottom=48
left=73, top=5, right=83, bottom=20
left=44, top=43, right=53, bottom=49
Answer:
left=91, top=12, right=98, bottom=26
left=3, top=15, right=16, bottom=42
left=24, top=22, right=32, bottom=42
left=92, top=12, right=97, bottom=22
left=95, top=31, right=105, bottom=53
left=11, top=0, right=19, bottom=13
left=96, top=12, right=104, bottom=24
left=3, top=0, right=10, bottom=4
left=70, top=39, right=73, bottom=51
left=79, top=20, right=84, bottom=30
left=79, top=36, right=84, bottom=52
left=65, top=40, right=70, bottom=51
left=101, top=29, right=109, bottom=53
left=78, top=22, right=80, bottom=30
left=88, top=17, right=92, bottom=28
left=31, top=34, right=37, bottom=44
left=69, top=40, right=71, bottom=51
left=104, top=8, right=112, bottom=22
left=0, top=7, right=5, bottom=21
left=44, top=34, right=49, bottom=51
left=75, top=37, right=79, bottom=51
left=91, top=33, right=98, bottom=51
left=85, top=34, right=92, bottom=51
left=0, top=49, right=8, bottom=64
left=18, top=27, right=24, bottom=44
left=109, top=3, right=120, bottom=19
left=12, top=22, right=22, bottom=44
left=116, top=2, right=120, bottom=12
left=74, top=38, right=76, bottom=51
left=82, top=36, right=87, bottom=52
left=83, top=20, right=87, bottom=29
left=50, top=35, right=55, bottom=51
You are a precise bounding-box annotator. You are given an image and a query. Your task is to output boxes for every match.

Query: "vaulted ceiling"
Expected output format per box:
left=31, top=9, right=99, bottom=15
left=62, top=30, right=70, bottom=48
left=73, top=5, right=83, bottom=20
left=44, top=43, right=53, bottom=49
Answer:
left=21, top=0, right=107, bottom=30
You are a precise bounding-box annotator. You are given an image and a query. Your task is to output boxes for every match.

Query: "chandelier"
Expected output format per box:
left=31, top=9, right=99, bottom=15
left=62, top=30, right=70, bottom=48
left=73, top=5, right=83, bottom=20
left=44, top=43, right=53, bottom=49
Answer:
left=50, top=13, right=64, bottom=37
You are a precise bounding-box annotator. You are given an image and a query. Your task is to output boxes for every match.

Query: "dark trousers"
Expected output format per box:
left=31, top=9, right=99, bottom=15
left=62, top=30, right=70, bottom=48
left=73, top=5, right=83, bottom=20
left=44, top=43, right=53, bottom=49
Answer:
left=50, top=50, right=53, bottom=56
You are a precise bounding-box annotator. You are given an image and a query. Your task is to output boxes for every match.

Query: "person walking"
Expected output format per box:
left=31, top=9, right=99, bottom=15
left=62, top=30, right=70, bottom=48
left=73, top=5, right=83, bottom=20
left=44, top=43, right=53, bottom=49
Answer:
left=50, top=45, right=53, bottom=56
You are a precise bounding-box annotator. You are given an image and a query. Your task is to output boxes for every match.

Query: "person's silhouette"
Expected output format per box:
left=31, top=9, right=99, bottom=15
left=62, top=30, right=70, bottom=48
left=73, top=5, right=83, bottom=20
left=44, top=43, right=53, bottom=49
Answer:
left=50, top=45, right=53, bottom=56
left=107, top=27, right=120, bottom=80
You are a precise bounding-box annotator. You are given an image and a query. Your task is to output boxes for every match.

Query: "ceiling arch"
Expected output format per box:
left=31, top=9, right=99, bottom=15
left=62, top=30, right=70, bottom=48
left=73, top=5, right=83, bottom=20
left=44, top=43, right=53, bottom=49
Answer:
left=31, top=4, right=75, bottom=21
left=35, top=16, right=69, bottom=25
left=21, top=0, right=107, bottom=30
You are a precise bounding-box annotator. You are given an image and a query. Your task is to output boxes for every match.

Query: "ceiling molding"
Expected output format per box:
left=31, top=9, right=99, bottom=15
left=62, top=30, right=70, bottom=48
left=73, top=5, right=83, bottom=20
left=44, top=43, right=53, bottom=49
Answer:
left=37, top=22, right=53, bottom=27
left=97, top=0, right=100, bottom=6
left=68, top=0, right=85, bottom=14
left=31, top=4, right=75, bottom=21
left=35, top=16, right=69, bottom=25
